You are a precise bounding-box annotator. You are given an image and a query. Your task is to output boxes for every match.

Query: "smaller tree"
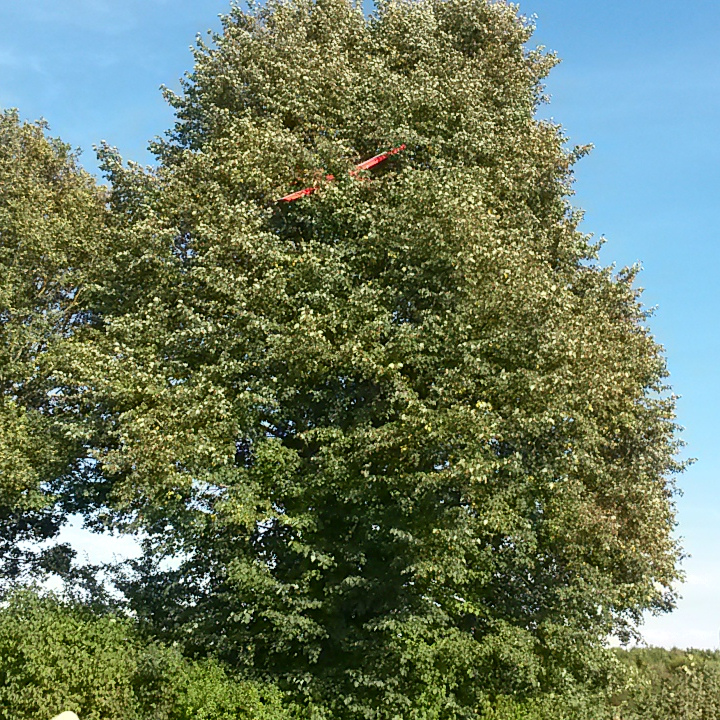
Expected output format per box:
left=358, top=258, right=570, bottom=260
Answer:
left=0, top=110, right=106, bottom=586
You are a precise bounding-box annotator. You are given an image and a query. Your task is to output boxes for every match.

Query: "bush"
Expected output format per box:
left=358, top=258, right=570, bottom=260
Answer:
left=0, top=589, right=295, bottom=720
left=613, top=648, right=720, bottom=720
left=478, top=692, right=612, bottom=720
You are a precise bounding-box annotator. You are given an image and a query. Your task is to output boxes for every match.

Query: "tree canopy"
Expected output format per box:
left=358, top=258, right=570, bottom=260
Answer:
left=0, top=0, right=683, bottom=717
left=0, top=110, right=106, bottom=586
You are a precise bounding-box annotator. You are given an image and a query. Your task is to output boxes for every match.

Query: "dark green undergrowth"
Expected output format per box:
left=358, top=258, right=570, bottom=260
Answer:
left=0, top=589, right=301, bottom=720
left=4, top=589, right=720, bottom=720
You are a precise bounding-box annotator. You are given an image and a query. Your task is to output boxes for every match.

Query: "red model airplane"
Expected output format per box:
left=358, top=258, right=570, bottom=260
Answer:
left=279, top=144, right=406, bottom=202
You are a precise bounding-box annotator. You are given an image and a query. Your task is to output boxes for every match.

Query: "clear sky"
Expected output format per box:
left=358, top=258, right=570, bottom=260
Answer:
left=2, top=0, right=718, bottom=649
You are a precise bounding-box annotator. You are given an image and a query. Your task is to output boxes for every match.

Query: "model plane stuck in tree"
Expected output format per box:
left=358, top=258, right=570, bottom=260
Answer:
left=279, top=144, right=406, bottom=202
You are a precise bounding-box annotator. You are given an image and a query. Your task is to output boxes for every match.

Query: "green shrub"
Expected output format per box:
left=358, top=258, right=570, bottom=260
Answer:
left=0, top=589, right=294, bottom=720
left=612, top=648, right=720, bottom=720
left=478, top=692, right=613, bottom=720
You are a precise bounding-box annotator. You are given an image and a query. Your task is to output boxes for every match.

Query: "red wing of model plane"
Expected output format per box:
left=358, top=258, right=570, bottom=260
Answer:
left=279, top=144, right=406, bottom=202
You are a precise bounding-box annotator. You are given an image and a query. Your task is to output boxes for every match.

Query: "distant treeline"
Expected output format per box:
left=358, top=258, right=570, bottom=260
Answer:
left=1, top=589, right=717, bottom=720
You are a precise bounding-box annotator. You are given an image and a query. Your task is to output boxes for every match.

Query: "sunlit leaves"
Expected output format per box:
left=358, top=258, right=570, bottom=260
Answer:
left=3, top=0, right=685, bottom=717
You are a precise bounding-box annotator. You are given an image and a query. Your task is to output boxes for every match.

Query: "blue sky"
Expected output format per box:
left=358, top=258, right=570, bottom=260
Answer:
left=2, top=0, right=718, bottom=648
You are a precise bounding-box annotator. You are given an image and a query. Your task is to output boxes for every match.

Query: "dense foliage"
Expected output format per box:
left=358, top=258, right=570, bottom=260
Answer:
left=0, top=0, right=684, bottom=717
left=479, top=649, right=720, bottom=720
left=0, top=110, right=106, bottom=587
left=613, top=648, right=720, bottom=720
left=4, top=590, right=720, bottom=720
left=0, top=589, right=297, bottom=720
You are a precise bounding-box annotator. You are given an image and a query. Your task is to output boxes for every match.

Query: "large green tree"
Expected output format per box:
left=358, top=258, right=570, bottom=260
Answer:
left=11, top=0, right=683, bottom=717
